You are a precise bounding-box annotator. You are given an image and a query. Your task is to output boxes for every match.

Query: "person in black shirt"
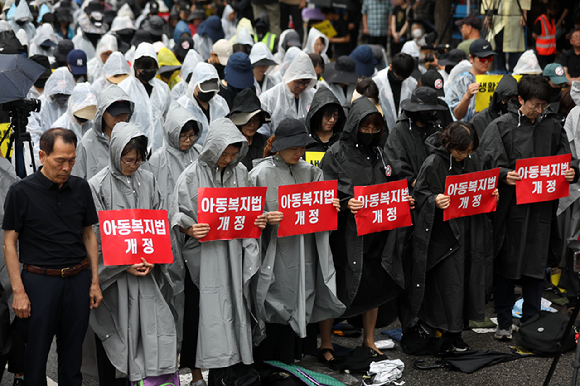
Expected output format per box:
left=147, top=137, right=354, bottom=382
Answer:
left=321, top=7, right=351, bottom=59
left=390, top=0, right=410, bottom=56
left=563, top=28, right=580, bottom=82
left=3, top=128, right=102, bottom=386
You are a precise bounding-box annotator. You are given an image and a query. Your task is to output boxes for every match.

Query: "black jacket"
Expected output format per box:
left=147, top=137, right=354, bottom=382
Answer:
left=471, top=74, right=518, bottom=139
left=304, top=87, right=346, bottom=160
left=320, top=97, right=404, bottom=318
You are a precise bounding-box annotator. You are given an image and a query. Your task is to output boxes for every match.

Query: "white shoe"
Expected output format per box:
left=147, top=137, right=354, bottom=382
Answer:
left=191, top=379, right=208, bottom=386
left=375, top=339, right=395, bottom=350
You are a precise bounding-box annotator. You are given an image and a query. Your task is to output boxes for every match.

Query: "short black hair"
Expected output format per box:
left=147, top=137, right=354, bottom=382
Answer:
left=440, top=121, right=479, bottom=152
left=391, top=53, right=414, bottom=80
left=181, top=120, right=200, bottom=136
left=570, top=28, right=580, bottom=38
left=121, top=135, right=148, bottom=161
left=40, top=128, right=77, bottom=155
left=233, top=43, right=251, bottom=55
left=321, top=7, right=336, bottom=14
left=230, top=142, right=243, bottom=149
left=359, top=112, right=384, bottom=132
left=356, top=77, right=379, bottom=100
left=313, top=103, right=340, bottom=132
left=518, top=75, right=551, bottom=103
left=308, top=53, right=325, bottom=70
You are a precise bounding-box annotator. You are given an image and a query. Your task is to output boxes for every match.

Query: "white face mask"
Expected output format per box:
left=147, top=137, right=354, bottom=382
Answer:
left=412, top=29, right=423, bottom=39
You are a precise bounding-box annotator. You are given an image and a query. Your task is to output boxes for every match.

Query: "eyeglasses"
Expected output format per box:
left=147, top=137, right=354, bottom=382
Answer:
left=294, top=79, right=312, bottom=88
left=359, top=125, right=380, bottom=134
left=455, top=148, right=473, bottom=156
left=530, top=102, right=549, bottom=112
left=179, top=133, right=197, bottom=141
left=324, top=112, right=340, bottom=121
left=476, top=56, right=494, bottom=63
left=121, top=158, right=144, bottom=167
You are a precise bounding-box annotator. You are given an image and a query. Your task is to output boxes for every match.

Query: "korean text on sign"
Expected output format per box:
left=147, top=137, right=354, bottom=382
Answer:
left=98, top=209, right=173, bottom=266
left=197, top=186, right=267, bottom=241
left=474, top=74, right=522, bottom=112
left=353, top=179, right=413, bottom=236
left=443, top=168, right=500, bottom=221
left=278, top=180, right=338, bottom=237
left=515, top=154, right=571, bottom=205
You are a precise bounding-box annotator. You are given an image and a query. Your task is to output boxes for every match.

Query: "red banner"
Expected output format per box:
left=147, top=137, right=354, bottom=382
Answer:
left=98, top=209, right=173, bottom=266
left=443, top=168, right=500, bottom=221
left=197, top=186, right=267, bottom=241
left=354, top=179, right=412, bottom=236
left=515, top=154, right=571, bottom=205
left=277, top=180, right=338, bottom=237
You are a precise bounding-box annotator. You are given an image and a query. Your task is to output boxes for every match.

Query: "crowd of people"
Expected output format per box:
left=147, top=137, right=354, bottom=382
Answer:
left=2, top=0, right=580, bottom=385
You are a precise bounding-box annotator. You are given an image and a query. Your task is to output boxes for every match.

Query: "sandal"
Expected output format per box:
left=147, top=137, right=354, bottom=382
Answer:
left=317, top=348, right=335, bottom=367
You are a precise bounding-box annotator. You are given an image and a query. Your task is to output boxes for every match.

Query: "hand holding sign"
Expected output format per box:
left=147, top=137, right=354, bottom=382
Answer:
left=443, top=168, right=499, bottom=221
left=515, top=154, right=571, bottom=205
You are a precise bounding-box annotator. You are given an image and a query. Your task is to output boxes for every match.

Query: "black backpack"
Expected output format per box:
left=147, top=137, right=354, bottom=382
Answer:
left=516, top=311, right=577, bottom=356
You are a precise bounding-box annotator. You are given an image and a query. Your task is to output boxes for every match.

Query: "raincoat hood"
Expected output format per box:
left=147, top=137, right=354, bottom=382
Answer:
left=221, top=3, right=236, bottom=40
left=45, top=67, right=76, bottom=97
left=279, top=46, right=301, bottom=77
left=305, top=86, right=345, bottom=134
left=103, top=51, right=130, bottom=77
left=341, top=96, right=380, bottom=145
left=134, top=42, right=159, bottom=66
left=13, top=0, right=32, bottom=23
left=116, top=3, right=135, bottom=19
left=489, top=74, right=518, bottom=110
left=401, top=41, right=420, bottom=59
left=180, top=49, right=203, bottom=82
left=250, top=42, right=278, bottom=65
left=304, top=27, right=329, bottom=56
left=164, top=104, right=202, bottom=151
left=96, top=34, right=118, bottom=63
left=229, top=18, right=255, bottom=46
left=283, top=50, right=317, bottom=87
left=198, top=117, right=248, bottom=168
left=513, top=50, right=542, bottom=75
left=173, top=20, right=191, bottom=43
left=109, top=122, right=147, bottom=175
left=94, top=84, right=134, bottom=136
left=68, top=82, right=98, bottom=117
left=33, top=23, right=59, bottom=47
left=110, top=15, right=136, bottom=32
left=187, top=62, right=219, bottom=94
left=222, top=4, right=235, bottom=23
left=571, top=81, right=580, bottom=106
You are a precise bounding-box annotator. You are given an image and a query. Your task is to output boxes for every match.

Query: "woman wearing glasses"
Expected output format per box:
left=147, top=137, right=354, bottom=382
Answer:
left=319, top=97, right=415, bottom=364
left=88, top=123, right=177, bottom=385
left=259, top=51, right=318, bottom=137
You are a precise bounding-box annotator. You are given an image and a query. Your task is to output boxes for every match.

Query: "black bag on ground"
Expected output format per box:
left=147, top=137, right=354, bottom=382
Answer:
left=208, top=363, right=261, bottom=386
left=401, top=320, right=446, bottom=355
left=516, top=311, right=577, bottom=356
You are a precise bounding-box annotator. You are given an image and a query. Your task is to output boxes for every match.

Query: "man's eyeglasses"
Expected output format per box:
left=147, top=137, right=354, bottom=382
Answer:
left=294, top=79, right=312, bottom=88
left=530, top=102, right=549, bottom=112
left=476, top=56, right=494, bottom=63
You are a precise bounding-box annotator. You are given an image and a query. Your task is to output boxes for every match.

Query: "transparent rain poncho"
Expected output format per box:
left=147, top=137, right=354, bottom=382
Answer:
left=303, top=27, right=329, bottom=64
left=87, top=34, right=118, bottom=83
left=250, top=42, right=281, bottom=96
left=170, top=49, right=203, bottom=101
left=52, top=82, right=98, bottom=141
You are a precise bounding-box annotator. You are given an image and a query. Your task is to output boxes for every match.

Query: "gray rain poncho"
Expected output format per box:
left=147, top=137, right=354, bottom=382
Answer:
left=144, top=104, right=202, bottom=209
left=259, top=51, right=318, bottom=136
left=28, top=67, right=76, bottom=161
left=250, top=42, right=281, bottom=97
left=87, top=34, right=118, bottom=83
left=8, top=0, right=35, bottom=41
left=170, top=49, right=203, bottom=101
left=52, top=82, right=98, bottom=140
left=73, top=84, right=135, bottom=180
left=373, top=68, right=417, bottom=132
left=176, top=62, right=230, bottom=145
left=168, top=118, right=260, bottom=369
left=249, top=155, right=345, bottom=337
left=29, top=23, right=61, bottom=59
left=92, top=51, right=131, bottom=95
left=303, top=27, right=330, bottom=64
left=118, top=42, right=171, bottom=152
left=89, top=122, right=177, bottom=381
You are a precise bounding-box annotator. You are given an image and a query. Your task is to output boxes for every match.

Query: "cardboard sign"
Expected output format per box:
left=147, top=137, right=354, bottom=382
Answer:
left=354, top=179, right=412, bottom=236
left=197, top=186, right=267, bottom=241
left=305, top=151, right=325, bottom=167
left=311, top=21, right=337, bottom=39
left=98, top=209, right=173, bottom=266
left=515, top=154, right=571, bottom=205
left=443, top=168, right=500, bottom=221
left=474, top=74, right=522, bottom=112
left=278, top=180, right=337, bottom=237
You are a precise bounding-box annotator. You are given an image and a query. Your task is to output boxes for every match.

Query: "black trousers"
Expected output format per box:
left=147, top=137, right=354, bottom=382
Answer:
left=494, top=274, right=544, bottom=329
left=280, top=3, right=304, bottom=44
left=95, top=334, right=126, bottom=386
left=368, top=35, right=388, bottom=51
left=180, top=266, right=200, bottom=369
left=18, top=268, right=91, bottom=386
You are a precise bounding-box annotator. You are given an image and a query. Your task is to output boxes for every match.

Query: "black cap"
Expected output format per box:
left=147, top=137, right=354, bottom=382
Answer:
left=323, top=56, right=359, bottom=84
left=54, top=39, right=74, bottom=63
left=400, top=87, right=448, bottom=112
left=148, top=0, right=159, bottom=15
left=271, top=118, right=317, bottom=153
left=469, top=38, right=496, bottom=57
left=438, top=48, right=466, bottom=67
left=420, top=69, right=445, bottom=97
left=106, top=101, right=132, bottom=116
left=454, top=14, right=482, bottom=30
left=174, top=36, right=194, bottom=59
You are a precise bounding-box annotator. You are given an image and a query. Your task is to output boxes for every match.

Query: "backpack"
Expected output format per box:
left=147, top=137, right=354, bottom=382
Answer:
left=515, top=311, right=577, bottom=356
left=127, top=372, right=179, bottom=386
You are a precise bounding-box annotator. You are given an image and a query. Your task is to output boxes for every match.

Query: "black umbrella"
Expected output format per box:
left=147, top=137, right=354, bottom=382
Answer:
left=415, top=350, right=522, bottom=374
left=0, top=54, right=46, bottom=104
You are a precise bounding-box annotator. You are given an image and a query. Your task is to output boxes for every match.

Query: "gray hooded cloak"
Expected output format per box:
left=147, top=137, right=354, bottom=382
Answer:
left=168, top=118, right=261, bottom=369
left=88, top=123, right=177, bottom=381
left=73, top=84, right=135, bottom=180
left=249, top=155, right=345, bottom=337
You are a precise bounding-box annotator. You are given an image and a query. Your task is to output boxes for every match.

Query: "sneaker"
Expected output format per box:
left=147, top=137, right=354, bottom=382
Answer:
left=449, top=333, right=469, bottom=352
left=494, top=326, right=513, bottom=341
left=191, top=379, right=207, bottom=386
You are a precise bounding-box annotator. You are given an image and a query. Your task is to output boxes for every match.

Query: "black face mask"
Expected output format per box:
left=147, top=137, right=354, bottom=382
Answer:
left=137, top=68, right=157, bottom=83
left=413, top=111, right=437, bottom=126
left=196, top=90, right=216, bottom=103
left=499, top=102, right=509, bottom=114
left=357, top=131, right=380, bottom=147
left=213, top=63, right=225, bottom=79
left=34, top=77, right=48, bottom=89
left=51, top=94, right=70, bottom=106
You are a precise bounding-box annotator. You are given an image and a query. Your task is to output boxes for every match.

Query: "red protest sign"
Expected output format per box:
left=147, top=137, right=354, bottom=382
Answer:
left=354, top=179, right=412, bottom=236
left=197, top=186, right=267, bottom=241
left=98, top=209, right=173, bottom=266
left=278, top=180, right=338, bottom=237
left=515, top=154, right=571, bottom=205
left=443, top=168, right=499, bottom=221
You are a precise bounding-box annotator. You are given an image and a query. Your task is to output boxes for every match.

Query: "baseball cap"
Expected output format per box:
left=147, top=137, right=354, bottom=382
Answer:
left=469, top=39, right=496, bottom=57
left=420, top=69, right=445, bottom=97
left=543, top=63, right=569, bottom=85
left=106, top=100, right=132, bottom=116
left=350, top=45, right=377, bottom=77
left=67, top=49, right=87, bottom=75
left=455, top=14, right=482, bottom=30
left=212, top=39, right=233, bottom=65
left=438, top=48, right=466, bottom=67
left=224, top=52, right=253, bottom=89
left=198, top=78, right=219, bottom=92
